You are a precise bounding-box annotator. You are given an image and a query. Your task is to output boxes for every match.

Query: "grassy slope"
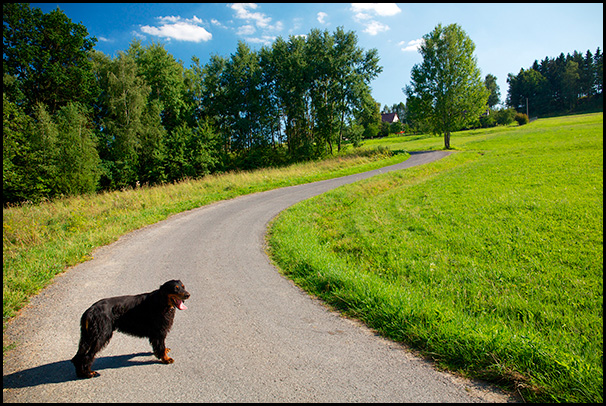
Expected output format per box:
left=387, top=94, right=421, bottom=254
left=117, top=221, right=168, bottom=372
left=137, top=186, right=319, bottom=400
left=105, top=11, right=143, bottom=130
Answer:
left=267, top=113, right=603, bottom=402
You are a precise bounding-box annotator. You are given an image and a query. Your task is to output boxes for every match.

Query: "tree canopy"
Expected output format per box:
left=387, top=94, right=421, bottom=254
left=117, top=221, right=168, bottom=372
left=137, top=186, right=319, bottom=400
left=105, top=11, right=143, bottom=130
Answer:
left=403, top=23, right=489, bottom=149
left=3, top=4, right=382, bottom=205
left=3, top=3, right=98, bottom=115
left=506, top=49, right=603, bottom=116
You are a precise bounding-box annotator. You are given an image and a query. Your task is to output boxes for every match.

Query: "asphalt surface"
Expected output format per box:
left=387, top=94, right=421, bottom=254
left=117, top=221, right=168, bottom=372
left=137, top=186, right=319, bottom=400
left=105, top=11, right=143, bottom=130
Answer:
left=3, top=151, right=515, bottom=402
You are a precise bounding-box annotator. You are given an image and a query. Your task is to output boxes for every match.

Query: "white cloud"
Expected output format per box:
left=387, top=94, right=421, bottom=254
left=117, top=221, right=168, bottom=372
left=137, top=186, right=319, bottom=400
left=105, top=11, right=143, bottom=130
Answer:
left=363, top=21, right=390, bottom=35
left=229, top=3, right=283, bottom=43
left=132, top=30, right=146, bottom=40
left=246, top=35, right=277, bottom=45
left=230, top=3, right=271, bottom=28
left=269, top=21, right=283, bottom=32
left=350, top=3, right=401, bottom=36
left=350, top=3, right=402, bottom=17
left=317, top=12, right=328, bottom=24
left=211, top=19, right=227, bottom=28
left=140, top=16, right=212, bottom=42
left=237, top=24, right=256, bottom=36
left=399, top=38, right=424, bottom=52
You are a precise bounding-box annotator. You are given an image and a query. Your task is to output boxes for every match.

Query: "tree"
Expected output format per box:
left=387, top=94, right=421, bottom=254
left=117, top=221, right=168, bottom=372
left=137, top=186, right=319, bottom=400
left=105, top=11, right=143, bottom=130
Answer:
left=506, top=47, right=603, bottom=116
left=329, top=27, right=382, bottom=152
left=95, top=51, right=150, bottom=189
left=506, top=68, right=548, bottom=115
left=3, top=3, right=98, bottom=115
left=561, top=60, right=580, bottom=110
left=129, top=41, right=187, bottom=134
left=484, top=74, right=501, bottom=108
left=594, top=47, right=603, bottom=95
left=3, top=93, right=38, bottom=203
left=53, top=102, right=100, bottom=195
left=270, top=35, right=313, bottom=159
left=403, top=23, right=489, bottom=149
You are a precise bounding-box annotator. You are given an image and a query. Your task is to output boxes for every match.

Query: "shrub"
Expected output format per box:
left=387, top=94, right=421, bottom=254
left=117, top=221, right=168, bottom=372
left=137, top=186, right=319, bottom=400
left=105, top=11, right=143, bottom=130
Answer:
left=514, top=112, right=529, bottom=125
left=493, top=107, right=517, bottom=125
left=479, top=114, right=496, bottom=128
left=389, top=121, right=404, bottom=134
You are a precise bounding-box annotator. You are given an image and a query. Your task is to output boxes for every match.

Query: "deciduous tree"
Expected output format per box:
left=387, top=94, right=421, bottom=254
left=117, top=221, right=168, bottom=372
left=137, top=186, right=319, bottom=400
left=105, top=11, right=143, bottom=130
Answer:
left=3, top=3, right=98, bottom=115
left=404, top=23, right=489, bottom=149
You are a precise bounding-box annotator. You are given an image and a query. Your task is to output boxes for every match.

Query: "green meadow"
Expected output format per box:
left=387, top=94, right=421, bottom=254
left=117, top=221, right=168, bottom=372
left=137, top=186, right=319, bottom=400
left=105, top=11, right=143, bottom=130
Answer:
left=3, top=113, right=602, bottom=402
left=267, top=113, right=603, bottom=402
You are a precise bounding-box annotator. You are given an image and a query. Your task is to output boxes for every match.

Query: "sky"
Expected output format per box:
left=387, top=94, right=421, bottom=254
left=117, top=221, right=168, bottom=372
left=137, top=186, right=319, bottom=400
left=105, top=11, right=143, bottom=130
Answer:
left=32, top=3, right=603, bottom=109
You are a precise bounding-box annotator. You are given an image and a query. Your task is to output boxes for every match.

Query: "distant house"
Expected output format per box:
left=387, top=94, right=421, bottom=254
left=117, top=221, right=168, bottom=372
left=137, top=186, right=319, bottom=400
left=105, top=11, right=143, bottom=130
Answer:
left=381, top=112, right=399, bottom=123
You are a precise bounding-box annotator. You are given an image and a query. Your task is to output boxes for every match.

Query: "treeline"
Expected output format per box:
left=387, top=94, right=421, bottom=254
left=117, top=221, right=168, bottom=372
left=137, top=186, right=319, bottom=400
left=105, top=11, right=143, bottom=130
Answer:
left=3, top=4, right=382, bottom=204
left=506, top=49, right=603, bottom=116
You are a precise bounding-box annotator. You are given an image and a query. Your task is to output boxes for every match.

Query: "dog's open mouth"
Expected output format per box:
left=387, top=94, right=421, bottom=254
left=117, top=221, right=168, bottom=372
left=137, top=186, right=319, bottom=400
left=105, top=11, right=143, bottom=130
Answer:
left=171, top=296, right=188, bottom=310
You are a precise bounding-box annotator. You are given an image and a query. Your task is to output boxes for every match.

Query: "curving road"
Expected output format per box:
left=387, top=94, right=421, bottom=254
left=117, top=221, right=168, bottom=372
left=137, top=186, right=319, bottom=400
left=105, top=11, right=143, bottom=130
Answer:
left=3, top=151, right=514, bottom=402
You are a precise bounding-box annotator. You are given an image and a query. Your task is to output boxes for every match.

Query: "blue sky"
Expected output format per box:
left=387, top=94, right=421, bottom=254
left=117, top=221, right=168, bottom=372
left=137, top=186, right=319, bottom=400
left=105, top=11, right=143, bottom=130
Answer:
left=32, top=3, right=603, bottom=109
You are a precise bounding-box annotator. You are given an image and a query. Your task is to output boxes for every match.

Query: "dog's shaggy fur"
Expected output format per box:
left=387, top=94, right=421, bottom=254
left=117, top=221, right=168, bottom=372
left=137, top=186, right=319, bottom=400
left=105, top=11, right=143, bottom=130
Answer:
left=71, top=280, right=190, bottom=378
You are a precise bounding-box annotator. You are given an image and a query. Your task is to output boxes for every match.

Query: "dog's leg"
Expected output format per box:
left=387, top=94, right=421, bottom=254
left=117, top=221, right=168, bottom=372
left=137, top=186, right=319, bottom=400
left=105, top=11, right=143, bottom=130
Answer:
left=72, top=313, right=113, bottom=378
left=150, top=336, right=174, bottom=364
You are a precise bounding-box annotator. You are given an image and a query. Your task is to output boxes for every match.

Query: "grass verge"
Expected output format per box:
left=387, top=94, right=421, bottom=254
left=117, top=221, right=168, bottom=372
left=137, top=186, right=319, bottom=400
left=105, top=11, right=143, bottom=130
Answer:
left=266, top=113, right=603, bottom=402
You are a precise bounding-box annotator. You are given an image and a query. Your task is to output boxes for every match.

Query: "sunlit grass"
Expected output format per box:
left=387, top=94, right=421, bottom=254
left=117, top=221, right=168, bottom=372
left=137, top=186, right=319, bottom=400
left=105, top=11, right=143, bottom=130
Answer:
left=267, top=113, right=603, bottom=402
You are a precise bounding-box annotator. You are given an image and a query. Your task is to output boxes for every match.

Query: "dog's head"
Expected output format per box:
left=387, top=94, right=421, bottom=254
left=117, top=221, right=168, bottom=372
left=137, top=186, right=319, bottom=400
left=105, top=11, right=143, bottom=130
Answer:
left=160, top=280, right=190, bottom=310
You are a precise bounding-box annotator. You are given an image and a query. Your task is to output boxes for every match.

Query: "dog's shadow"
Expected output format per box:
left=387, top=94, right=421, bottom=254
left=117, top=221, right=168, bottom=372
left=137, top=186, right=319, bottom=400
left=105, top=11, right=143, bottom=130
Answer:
left=3, top=352, right=157, bottom=388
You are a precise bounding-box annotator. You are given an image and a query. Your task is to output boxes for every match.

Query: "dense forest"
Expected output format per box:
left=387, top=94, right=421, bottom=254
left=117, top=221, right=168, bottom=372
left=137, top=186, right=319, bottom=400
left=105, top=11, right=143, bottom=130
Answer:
left=3, top=4, right=603, bottom=205
left=506, top=49, right=603, bottom=116
left=3, top=4, right=382, bottom=204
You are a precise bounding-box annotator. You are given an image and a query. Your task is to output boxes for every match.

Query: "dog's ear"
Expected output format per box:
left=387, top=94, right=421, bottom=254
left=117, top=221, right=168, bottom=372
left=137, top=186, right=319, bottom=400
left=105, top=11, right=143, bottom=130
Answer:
left=160, top=280, right=174, bottom=291
left=160, top=280, right=181, bottom=292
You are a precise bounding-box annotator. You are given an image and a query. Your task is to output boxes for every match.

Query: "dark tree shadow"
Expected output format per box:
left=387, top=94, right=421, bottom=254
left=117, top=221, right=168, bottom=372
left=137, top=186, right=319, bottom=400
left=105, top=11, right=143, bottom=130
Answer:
left=3, top=352, right=157, bottom=388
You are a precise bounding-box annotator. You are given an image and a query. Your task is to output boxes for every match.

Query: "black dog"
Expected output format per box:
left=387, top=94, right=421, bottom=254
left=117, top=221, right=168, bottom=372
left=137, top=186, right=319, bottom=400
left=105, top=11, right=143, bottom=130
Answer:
left=71, top=280, right=190, bottom=378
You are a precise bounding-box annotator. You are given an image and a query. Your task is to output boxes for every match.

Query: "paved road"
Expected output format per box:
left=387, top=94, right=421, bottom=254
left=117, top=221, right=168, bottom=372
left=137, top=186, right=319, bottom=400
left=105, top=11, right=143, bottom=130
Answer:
left=3, top=151, right=514, bottom=402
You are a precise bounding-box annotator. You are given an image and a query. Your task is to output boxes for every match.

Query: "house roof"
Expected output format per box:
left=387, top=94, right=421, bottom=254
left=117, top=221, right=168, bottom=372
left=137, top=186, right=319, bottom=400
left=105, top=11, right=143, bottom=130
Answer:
left=381, top=112, right=399, bottom=123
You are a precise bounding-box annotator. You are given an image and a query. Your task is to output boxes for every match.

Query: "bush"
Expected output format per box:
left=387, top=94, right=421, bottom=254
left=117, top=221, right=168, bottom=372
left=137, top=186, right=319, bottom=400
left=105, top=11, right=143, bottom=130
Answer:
left=514, top=112, right=529, bottom=125
left=378, top=121, right=390, bottom=137
left=389, top=121, right=404, bottom=134
left=493, top=107, right=517, bottom=126
left=479, top=114, right=496, bottom=128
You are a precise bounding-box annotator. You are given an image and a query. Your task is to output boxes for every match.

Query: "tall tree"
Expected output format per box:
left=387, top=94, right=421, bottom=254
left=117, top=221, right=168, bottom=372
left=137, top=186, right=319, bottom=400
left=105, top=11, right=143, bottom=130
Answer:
left=506, top=68, right=548, bottom=115
left=270, top=35, right=313, bottom=159
left=594, top=47, right=603, bottom=95
left=330, top=27, right=382, bottom=152
left=561, top=60, right=580, bottom=110
left=404, top=23, right=489, bottom=149
left=198, top=54, right=229, bottom=152
left=95, top=51, right=150, bottom=189
left=579, top=50, right=595, bottom=97
left=53, top=102, right=100, bottom=195
left=3, top=3, right=98, bottom=115
left=484, top=73, right=501, bottom=108
left=129, top=41, right=187, bottom=134
left=222, top=41, right=266, bottom=154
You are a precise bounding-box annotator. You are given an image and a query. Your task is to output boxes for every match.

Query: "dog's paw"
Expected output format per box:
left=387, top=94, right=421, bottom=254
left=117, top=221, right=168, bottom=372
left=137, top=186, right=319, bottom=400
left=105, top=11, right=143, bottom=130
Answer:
left=77, top=370, right=100, bottom=379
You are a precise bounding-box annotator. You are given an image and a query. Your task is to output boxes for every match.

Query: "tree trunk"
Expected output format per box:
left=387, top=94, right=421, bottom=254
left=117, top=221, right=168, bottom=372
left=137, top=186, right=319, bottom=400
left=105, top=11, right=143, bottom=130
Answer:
left=444, top=131, right=451, bottom=149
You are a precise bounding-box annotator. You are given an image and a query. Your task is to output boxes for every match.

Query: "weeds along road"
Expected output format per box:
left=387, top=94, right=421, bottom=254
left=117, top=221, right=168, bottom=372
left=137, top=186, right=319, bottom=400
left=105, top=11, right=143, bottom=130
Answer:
left=3, top=151, right=514, bottom=402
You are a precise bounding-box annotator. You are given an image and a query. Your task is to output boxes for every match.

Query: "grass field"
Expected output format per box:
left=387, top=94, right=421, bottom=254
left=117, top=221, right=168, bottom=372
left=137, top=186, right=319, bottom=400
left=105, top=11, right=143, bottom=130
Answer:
left=3, top=147, right=404, bottom=328
left=267, top=113, right=603, bottom=402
